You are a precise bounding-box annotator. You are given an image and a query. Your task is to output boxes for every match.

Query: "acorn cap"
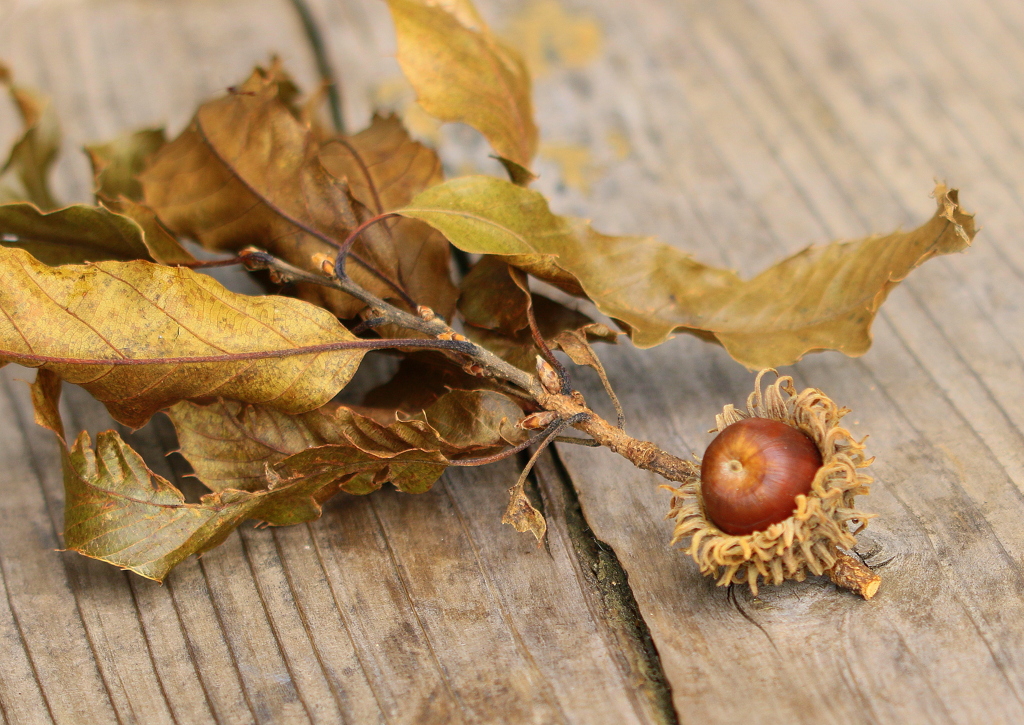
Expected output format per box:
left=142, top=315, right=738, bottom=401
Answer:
left=664, top=370, right=874, bottom=595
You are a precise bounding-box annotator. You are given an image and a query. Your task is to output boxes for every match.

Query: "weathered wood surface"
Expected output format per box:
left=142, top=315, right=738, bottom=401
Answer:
left=3, top=0, right=1024, bottom=722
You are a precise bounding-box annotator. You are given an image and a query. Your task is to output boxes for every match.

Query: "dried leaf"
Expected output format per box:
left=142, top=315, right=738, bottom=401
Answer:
left=101, top=198, right=197, bottom=265
left=61, top=427, right=343, bottom=581
left=142, top=64, right=455, bottom=319
left=319, top=113, right=442, bottom=212
left=26, top=371, right=336, bottom=581
left=0, top=65, right=60, bottom=209
left=0, top=246, right=366, bottom=427
left=361, top=354, right=525, bottom=415
left=458, top=255, right=532, bottom=335
left=169, top=389, right=525, bottom=494
left=319, top=113, right=457, bottom=318
left=141, top=63, right=397, bottom=318
left=86, top=127, right=166, bottom=202
left=400, top=176, right=975, bottom=368
left=502, top=479, right=547, bottom=542
left=0, top=203, right=152, bottom=265
left=387, top=0, right=538, bottom=168
left=458, top=255, right=615, bottom=370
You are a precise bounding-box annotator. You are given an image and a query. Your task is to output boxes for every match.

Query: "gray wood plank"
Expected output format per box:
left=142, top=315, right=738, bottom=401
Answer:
left=4, top=0, right=1024, bottom=722
left=0, top=4, right=667, bottom=722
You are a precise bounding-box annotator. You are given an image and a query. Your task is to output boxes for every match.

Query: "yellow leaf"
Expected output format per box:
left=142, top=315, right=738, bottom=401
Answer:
left=0, top=247, right=366, bottom=427
left=387, top=0, right=538, bottom=169
left=400, top=176, right=976, bottom=368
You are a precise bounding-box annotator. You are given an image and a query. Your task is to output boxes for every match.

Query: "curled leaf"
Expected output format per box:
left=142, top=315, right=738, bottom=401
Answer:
left=458, top=255, right=615, bottom=370
left=28, top=372, right=332, bottom=581
left=0, top=203, right=152, bottom=265
left=400, top=176, right=976, bottom=368
left=169, top=389, right=526, bottom=494
left=86, top=127, right=166, bottom=203
left=0, top=64, right=60, bottom=209
left=142, top=64, right=456, bottom=319
left=0, top=246, right=366, bottom=427
left=502, top=478, right=547, bottom=543
left=61, top=427, right=343, bottom=582
left=387, top=0, right=538, bottom=168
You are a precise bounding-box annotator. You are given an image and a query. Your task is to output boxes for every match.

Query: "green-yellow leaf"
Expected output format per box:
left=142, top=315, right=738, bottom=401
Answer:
left=0, top=203, right=152, bottom=265
left=387, top=0, right=538, bottom=169
left=0, top=64, right=60, bottom=209
left=61, top=427, right=343, bottom=582
left=85, top=127, right=166, bottom=203
left=0, top=246, right=366, bottom=427
left=400, top=176, right=976, bottom=368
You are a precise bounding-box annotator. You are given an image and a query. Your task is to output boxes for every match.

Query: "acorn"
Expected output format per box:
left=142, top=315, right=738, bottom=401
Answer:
left=700, top=418, right=822, bottom=536
left=663, top=371, right=875, bottom=596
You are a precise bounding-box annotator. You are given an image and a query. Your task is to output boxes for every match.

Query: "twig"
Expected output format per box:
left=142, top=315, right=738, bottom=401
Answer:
left=240, top=249, right=541, bottom=397
left=288, top=0, right=344, bottom=133
left=241, top=249, right=697, bottom=482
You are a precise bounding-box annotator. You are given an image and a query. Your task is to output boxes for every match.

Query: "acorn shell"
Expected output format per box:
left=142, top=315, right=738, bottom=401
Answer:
left=663, top=371, right=874, bottom=595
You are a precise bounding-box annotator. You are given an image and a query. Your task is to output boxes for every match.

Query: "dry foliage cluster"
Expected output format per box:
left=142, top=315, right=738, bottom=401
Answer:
left=0, top=0, right=974, bottom=589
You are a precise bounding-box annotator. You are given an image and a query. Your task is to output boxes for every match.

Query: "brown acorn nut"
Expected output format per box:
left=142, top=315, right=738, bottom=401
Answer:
left=663, top=371, right=876, bottom=596
left=701, top=418, right=823, bottom=536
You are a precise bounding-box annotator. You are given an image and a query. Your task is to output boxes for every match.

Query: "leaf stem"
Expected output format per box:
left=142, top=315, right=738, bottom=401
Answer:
left=334, top=212, right=402, bottom=280
left=1, top=337, right=476, bottom=367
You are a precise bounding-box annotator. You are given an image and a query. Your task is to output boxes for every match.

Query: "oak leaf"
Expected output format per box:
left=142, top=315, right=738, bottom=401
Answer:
left=399, top=176, right=975, bottom=368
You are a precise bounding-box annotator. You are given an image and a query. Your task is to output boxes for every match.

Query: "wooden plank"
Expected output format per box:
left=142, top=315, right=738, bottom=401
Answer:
left=0, top=4, right=668, bottom=722
left=4, top=0, right=1024, bottom=721
left=531, top=0, right=1024, bottom=721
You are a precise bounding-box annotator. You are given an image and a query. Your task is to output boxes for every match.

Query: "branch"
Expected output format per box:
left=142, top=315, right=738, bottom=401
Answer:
left=240, top=249, right=541, bottom=397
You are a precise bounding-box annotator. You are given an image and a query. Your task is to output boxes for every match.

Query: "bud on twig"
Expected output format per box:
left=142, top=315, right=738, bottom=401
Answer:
left=536, top=356, right=562, bottom=394
left=312, top=253, right=337, bottom=278
left=520, top=411, right=559, bottom=430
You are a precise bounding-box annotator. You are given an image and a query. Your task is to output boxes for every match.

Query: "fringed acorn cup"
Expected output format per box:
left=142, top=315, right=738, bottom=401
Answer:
left=664, top=371, right=880, bottom=599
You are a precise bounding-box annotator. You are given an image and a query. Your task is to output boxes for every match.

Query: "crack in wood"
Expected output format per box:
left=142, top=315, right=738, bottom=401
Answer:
left=539, top=448, right=679, bottom=725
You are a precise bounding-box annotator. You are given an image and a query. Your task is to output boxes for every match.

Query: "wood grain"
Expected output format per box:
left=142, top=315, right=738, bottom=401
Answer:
left=3, top=0, right=1024, bottom=722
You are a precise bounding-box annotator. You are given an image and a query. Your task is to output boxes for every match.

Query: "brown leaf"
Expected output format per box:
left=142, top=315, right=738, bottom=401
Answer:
left=318, top=113, right=457, bottom=317
left=142, top=64, right=456, bottom=319
left=400, top=176, right=976, bottom=368
left=458, top=255, right=616, bottom=370
left=387, top=0, right=538, bottom=169
left=319, top=113, right=442, bottom=212
left=0, top=246, right=366, bottom=427
left=86, top=127, right=166, bottom=203
left=0, top=64, right=60, bottom=209
left=361, top=354, right=527, bottom=415
left=169, top=389, right=525, bottom=494
left=141, top=63, right=397, bottom=318
left=26, top=370, right=337, bottom=581
left=502, top=478, right=546, bottom=543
